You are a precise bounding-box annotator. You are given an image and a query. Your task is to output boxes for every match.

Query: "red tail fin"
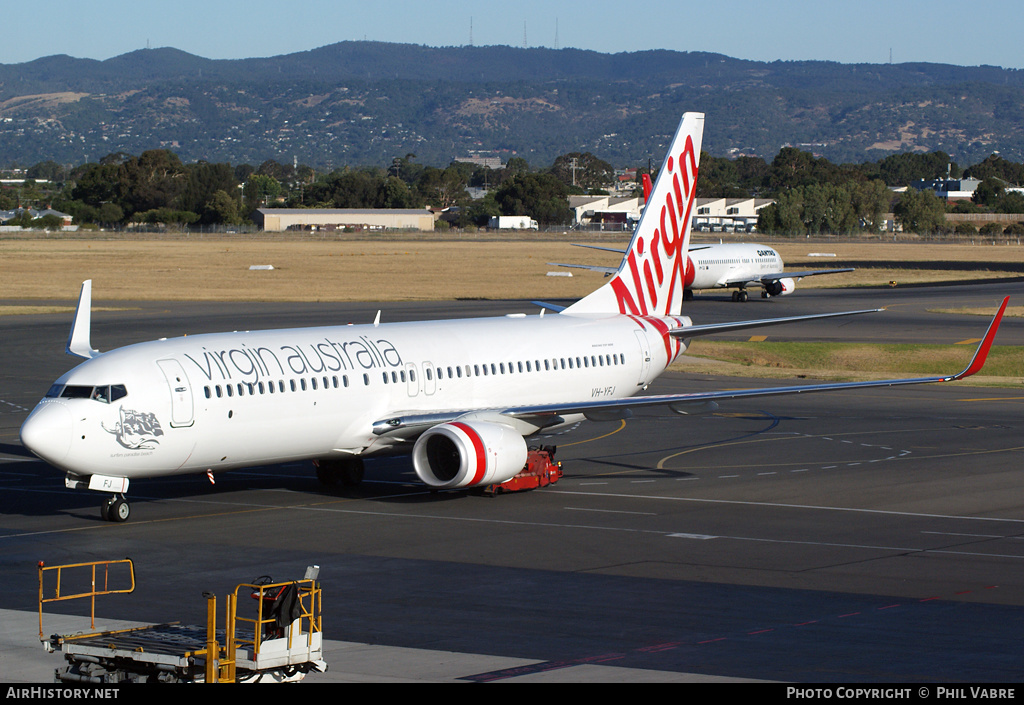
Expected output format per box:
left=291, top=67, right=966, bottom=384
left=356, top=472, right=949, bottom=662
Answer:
left=564, top=112, right=704, bottom=317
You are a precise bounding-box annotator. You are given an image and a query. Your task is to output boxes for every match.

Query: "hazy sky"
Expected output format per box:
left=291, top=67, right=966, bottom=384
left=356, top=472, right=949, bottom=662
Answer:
left=7, top=0, right=1023, bottom=69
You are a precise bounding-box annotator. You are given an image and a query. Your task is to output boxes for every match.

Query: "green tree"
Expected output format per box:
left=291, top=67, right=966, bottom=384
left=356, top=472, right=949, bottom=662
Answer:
left=244, top=173, right=283, bottom=209
left=549, top=152, right=614, bottom=192
left=877, top=152, right=959, bottom=187
left=416, top=166, right=468, bottom=209
left=180, top=162, right=238, bottom=221
left=893, top=188, right=946, bottom=233
left=493, top=172, right=571, bottom=226
left=972, top=178, right=1005, bottom=207
left=203, top=190, right=241, bottom=225
left=965, top=154, right=1024, bottom=185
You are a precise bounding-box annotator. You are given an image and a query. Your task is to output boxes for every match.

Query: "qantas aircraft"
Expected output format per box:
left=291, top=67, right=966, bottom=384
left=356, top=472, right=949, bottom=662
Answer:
left=554, top=173, right=854, bottom=301
left=19, top=113, right=1007, bottom=521
left=553, top=241, right=854, bottom=302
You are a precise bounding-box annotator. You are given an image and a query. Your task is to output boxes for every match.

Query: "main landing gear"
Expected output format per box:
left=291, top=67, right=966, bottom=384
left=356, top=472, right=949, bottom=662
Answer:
left=731, top=289, right=750, bottom=302
left=314, top=457, right=365, bottom=487
left=101, top=494, right=130, bottom=522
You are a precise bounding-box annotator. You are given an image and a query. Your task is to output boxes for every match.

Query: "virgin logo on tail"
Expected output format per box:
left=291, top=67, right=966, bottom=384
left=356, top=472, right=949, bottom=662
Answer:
left=610, top=133, right=699, bottom=317
left=562, top=112, right=703, bottom=318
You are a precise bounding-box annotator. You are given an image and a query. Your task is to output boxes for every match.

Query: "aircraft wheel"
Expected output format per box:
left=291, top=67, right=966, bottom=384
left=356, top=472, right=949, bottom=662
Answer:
left=102, top=496, right=130, bottom=522
left=315, top=458, right=364, bottom=487
left=314, top=460, right=340, bottom=486
left=738, top=290, right=749, bottom=302
left=339, top=458, right=365, bottom=487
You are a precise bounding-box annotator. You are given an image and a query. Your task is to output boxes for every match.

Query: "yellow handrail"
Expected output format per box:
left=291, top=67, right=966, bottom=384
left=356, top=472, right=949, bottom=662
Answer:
left=37, top=559, right=135, bottom=640
left=232, top=579, right=321, bottom=657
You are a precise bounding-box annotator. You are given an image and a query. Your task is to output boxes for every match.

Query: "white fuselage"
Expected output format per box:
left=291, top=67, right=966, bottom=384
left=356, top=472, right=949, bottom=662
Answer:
left=23, top=311, right=688, bottom=481
left=688, top=243, right=783, bottom=290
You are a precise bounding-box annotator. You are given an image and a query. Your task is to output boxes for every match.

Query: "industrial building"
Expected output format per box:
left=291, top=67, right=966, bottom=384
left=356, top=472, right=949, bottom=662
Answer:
left=569, top=195, right=775, bottom=233
left=255, top=208, right=438, bottom=232
left=692, top=198, right=775, bottom=233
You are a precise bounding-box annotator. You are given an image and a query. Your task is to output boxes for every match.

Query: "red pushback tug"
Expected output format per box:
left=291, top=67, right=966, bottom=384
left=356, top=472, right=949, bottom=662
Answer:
left=485, top=446, right=562, bottom=495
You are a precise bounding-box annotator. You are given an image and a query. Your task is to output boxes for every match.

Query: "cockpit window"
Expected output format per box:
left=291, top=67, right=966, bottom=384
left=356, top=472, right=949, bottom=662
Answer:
left=50, top=384, right=129, bottom=403
left=60, top=385, right=94, bottom=399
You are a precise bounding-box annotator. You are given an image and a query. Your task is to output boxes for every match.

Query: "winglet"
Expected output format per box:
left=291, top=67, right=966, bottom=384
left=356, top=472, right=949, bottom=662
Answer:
left=947, top=296, right=1008, bottom=381
left=67, top=280, right=100, bottom=359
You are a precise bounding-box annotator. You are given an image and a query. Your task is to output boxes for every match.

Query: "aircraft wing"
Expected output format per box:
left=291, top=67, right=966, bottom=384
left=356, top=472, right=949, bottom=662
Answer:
left=507, top=295, right=1006, bottom=421
left=373, top=298, right=1007, bottom=438
left=717, top=269, right=855, bottom=288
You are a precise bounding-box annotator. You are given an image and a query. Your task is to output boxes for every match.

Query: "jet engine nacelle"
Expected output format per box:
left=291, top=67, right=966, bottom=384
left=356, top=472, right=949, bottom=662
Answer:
left=765, top=278, right=796, bottom=297
left=412, top=420, right=528, bottom=489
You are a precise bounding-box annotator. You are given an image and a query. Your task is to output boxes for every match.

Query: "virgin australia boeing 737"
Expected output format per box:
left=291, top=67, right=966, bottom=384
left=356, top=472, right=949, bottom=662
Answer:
left=19, top=113, right=1008, bottom=522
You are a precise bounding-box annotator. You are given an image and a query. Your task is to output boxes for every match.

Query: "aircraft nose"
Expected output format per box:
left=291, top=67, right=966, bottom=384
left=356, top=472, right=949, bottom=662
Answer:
left=20, top=402, right=73, bottom=466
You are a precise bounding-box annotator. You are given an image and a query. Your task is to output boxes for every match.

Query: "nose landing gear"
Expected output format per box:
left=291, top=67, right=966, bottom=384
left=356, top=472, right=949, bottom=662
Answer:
left=101, top=494, right=130, bottom=522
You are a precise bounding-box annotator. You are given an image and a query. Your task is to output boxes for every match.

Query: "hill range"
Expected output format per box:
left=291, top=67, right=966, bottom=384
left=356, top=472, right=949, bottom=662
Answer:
left=1, top=41, right=1023, bottom=170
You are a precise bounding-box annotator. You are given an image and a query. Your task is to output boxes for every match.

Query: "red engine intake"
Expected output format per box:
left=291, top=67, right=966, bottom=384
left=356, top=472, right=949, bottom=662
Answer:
left=412, top=421, right=528, bottom=489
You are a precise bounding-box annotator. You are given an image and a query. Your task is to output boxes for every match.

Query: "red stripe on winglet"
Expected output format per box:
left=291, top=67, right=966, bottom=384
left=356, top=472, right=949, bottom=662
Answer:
left=953, top=296, right=1008, bottom=380
left=450, top=422, right=487, bottom=485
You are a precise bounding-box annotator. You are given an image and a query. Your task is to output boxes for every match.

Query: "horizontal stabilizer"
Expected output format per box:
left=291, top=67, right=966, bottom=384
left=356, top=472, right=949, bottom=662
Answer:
left=531, top=301, right=567, bottom=313
left=546, top=262, right=618, bottom=275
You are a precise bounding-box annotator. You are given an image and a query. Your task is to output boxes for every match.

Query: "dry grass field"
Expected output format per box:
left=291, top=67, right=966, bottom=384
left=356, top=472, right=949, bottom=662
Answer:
left=0, top=234, right=1021, bottom=303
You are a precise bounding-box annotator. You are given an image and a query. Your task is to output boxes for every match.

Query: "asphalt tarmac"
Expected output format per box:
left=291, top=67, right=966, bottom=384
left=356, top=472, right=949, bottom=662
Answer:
left=2, top=280, right=1023, bottom=683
